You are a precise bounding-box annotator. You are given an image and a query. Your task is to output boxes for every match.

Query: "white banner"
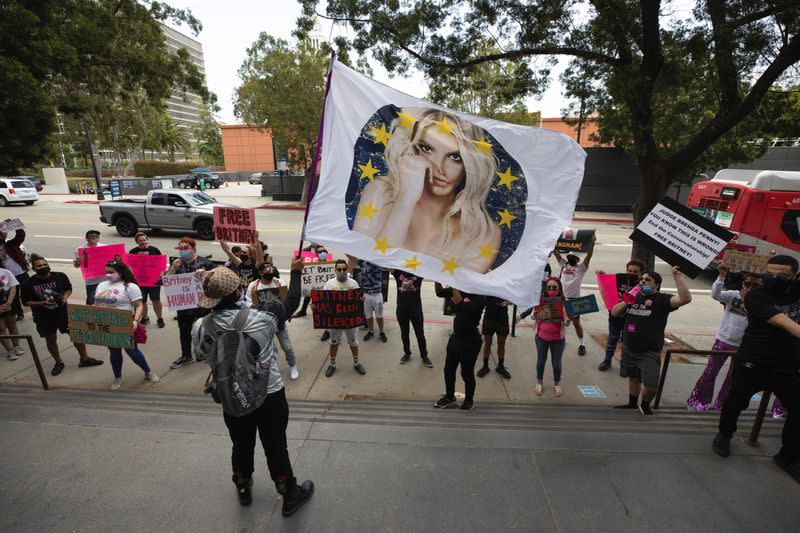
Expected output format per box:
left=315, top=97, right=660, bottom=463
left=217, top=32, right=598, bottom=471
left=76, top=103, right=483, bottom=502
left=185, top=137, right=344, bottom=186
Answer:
left=300, top=261, right=337, bottom=297
left=304, top=60, right=586, bottom=306
left=162, top=272, right=206, bottom=311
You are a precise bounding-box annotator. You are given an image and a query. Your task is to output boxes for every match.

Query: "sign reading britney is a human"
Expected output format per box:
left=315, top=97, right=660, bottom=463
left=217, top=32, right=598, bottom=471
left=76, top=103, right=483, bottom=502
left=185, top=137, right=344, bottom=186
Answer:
left=162, top=272, right=206, bottom=310
left=302, top=58, right=586, bottom=307
left=213, top=207, right=257, bottom=244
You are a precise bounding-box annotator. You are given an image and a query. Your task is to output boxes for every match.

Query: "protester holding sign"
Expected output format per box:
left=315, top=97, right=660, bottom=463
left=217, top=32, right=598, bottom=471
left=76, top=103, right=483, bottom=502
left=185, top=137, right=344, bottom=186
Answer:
left=317, top=260, right=365, bottom=377
left=553, top=232, right=596, bottom=355
left=166, top=237, right=214, bottom=369
left=596, top=260, right=645, bottom=372
left=128, top=233, right=165, bottom=328
left=94, top=260, right=159, bottom=390
left=20, top=255, right=103, bottom=375
left=294, top=244, right=329, bottom=320
left=533, top=277, right=570, bottom=397
left=0, top=267, right=22, bottom=359
left=611, top=267, right=692, bottom=415
left=73, top=230, right=109, bottom=305
left=393, top=270, right=431, bottom=367
left=0, top=220, right=29, bottom=322
left=220, top=236, right=264, bottom=290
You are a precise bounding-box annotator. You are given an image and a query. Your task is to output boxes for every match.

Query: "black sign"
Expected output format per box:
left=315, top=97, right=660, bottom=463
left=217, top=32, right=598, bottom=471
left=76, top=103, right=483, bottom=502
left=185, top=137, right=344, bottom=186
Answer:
left=555, top=229, right=595, bottom=253
left=311, top=289, right=365, bottom=329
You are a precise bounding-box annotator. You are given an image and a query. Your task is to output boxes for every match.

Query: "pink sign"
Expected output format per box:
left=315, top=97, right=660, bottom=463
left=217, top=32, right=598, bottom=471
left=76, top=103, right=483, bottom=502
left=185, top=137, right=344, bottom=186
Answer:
left=597, top=273, right=620, bottom=311
left=124, top=254, right=167, bottom=287
left=293, top=250, right=333, bottom=263
left=213, top=206, right=257, bottom=244
left=78, top=244, right=125, bottom=281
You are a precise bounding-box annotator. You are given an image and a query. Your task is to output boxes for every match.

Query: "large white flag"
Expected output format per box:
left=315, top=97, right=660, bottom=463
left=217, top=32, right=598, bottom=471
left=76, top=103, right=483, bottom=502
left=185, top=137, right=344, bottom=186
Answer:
left=304, top=60, right=586, bottom=307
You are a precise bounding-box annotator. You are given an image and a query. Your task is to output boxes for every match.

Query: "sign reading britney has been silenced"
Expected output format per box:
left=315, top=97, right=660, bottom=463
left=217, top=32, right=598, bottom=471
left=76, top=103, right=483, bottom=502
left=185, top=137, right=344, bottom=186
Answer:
left=630, top=196, right=733, bottom=278
left=311, top=289, right=365, bottom=329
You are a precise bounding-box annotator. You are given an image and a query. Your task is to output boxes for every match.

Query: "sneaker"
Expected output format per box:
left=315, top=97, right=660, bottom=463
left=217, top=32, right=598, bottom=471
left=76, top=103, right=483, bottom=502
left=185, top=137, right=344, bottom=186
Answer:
left=156, top=318, right=165, bottom=328
left=110, top=378, right=123, bottom=391
left=614, top=403, right=638, bottom=409
left=400, top=353, right=411, bottom=364
left=13, top=346, right=24, bottom=356
left=6, top=350, right=19, bottom=361
left=496, top=365, right=511, bottom=380
left=320, top=331, right=330, bottom=342
left=554, top=385, right=562, bottom=397
left=145, top=372, right=160, bottom=383
left=772, top=453, right=800, bottom=483
left=51, top=361, right=65, bottom=376
left=421, top=355, right=433, bottom=368
left=169, top=355, right=195, bottom=369
left=140, top=317, right=150, bottom=325
left=354, top=363, right=366, bottom=375
left=233, top=475, right=253, bottom=507
left=598, top=360, right=611, bottom=371
left=459, top=400, right=475, bottom=411
left=15, top=315, right=24, bottom=323
left=434, top=395, right=458, bottom=409
left=476, top=365, right=490, bottom=378
left=578, top=345, right=586, bottom=356
left=639, top=403, right=654, bottom=416
left=324, top=364, right=336, bottom=377
left=78, top=357, right=103, bottom=367
left=379, top=332, right=387, bottom=343
left=534, top=384, right=543, bottom=396
left=290, top=366, right=299, bottom=380
left=363, top=331, right=374, bottom=341
left=712, top=432, right=731, bottom=457
left=282, top=480, right=314, bottom=517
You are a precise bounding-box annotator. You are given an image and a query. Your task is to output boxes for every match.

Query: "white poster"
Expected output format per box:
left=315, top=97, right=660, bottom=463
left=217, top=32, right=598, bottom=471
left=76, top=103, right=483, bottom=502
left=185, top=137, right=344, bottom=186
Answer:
left=300, top=261, right=337, bottom=297
left=162, top=272, right=206, bottom=311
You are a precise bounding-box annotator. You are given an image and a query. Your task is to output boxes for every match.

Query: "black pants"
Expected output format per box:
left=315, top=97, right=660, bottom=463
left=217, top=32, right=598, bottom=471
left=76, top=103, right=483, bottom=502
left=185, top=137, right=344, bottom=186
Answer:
left=177, top=308, right=208, bottom=358
left=444, top=333, right=482, bottom=402
left=13, top=272, right=29, bottom=317
left=298, top=296, right=310, bottom=314
left=223, top=387, right=295, bottom=491
left=398, top=304, right=427, bottom=356
left=719, top=362, right=800, bottom=461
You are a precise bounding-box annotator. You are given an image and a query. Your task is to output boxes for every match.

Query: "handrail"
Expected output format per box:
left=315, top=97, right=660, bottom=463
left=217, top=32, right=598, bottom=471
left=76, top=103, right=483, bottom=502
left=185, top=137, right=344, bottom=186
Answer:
left=0, top=335, right=49, bottom=391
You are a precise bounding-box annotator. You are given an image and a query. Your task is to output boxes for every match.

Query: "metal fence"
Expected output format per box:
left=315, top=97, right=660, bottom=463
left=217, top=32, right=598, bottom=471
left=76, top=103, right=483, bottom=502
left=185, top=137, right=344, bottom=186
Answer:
left=0, top=335, right=49, bottom=391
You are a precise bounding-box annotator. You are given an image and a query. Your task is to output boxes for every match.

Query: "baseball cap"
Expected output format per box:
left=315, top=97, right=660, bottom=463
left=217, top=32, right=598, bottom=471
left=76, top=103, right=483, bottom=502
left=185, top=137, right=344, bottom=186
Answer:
left=198, top=267, right=241, bottom=308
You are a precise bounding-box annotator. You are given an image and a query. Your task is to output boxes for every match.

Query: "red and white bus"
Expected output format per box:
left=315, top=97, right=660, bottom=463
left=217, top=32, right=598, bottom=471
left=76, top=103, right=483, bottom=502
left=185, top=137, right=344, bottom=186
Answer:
left=686, top=169, right=800, bottom=264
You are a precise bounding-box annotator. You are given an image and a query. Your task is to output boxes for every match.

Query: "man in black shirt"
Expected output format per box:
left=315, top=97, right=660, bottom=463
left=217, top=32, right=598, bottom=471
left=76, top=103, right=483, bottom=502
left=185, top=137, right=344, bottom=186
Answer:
left=477, top=296, right=512, bottom=379
left=714, top=255, right=800, bottom=481
left=611, top=266, right=692, bottom=415
left=597, top=260, right=645, bottom=372
left=129, top=232, right=165, bottom=328
left=393, top=270, right=431, bottom=367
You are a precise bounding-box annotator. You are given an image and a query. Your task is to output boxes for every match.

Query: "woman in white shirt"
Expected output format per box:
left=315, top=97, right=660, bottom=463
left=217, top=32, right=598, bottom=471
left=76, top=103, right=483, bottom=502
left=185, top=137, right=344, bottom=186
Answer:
left=0, top=267, right=23, bottom=359
left=94, top=260, right=159, bottom=390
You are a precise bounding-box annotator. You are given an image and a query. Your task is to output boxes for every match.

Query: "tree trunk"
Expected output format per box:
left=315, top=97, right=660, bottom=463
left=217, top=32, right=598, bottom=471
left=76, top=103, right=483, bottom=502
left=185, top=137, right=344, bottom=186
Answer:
left=631, top=161, right=671, bottom=272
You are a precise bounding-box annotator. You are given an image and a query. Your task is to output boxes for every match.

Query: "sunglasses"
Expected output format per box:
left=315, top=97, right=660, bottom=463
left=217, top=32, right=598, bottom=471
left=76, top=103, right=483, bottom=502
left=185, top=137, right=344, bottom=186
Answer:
left=336, top=268, right=348, bottom=272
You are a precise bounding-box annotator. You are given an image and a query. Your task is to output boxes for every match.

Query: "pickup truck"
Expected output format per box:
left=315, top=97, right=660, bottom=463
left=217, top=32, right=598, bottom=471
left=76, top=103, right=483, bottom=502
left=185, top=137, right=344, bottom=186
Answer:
left=99, top=189, right=234, bottom=240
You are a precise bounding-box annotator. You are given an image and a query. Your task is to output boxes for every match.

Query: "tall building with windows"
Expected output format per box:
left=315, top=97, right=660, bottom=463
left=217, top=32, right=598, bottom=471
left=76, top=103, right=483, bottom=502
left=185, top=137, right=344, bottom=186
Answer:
left=161, top=24, right=206, bottom=143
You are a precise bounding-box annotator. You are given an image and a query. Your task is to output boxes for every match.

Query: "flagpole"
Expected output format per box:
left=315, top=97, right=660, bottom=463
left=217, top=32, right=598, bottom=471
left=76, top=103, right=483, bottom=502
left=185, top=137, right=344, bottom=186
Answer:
left=297, top=50, right=336, bottom=256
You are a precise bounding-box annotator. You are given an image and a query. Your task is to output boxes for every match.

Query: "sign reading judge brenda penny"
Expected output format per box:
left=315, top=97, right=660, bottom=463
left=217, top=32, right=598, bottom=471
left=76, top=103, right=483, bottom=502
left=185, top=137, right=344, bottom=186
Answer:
left=68, top=304, right=133, bottom=348
left=212, top=206, right=257, bottom=244
left=311, top=289, right=365, bottom=329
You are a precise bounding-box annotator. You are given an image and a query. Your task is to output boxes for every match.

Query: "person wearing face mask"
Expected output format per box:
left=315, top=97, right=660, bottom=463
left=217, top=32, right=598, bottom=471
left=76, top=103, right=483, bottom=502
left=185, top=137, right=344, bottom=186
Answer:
left=165, top=236, right=215, bottom=369
left=20, top=254, right=103, bottom=375
left=220, top=237, right=265, bottom=290
left=552, top=232, right=595, bottom=356
left=128, top=232, right=165, bottom=328
left=714, top=255, right=800, bottom=481
left=611, top=266, right=692, bottom=415
left=318, top=260, right=365, bottom=377
left=533, top=277, right=571, bottom=397
left=0, top=221, right=29, bottom=323
left=293, top=244, right=329, bottom=319
left=94, top=260, right=159, bottom=390
left=73, top=230, right=107, bottom=305
left=0, top=265, right=23, bottom=360
left=596, top=259, right=645, bottom=371
left=245, top=263, right=299, bottom=380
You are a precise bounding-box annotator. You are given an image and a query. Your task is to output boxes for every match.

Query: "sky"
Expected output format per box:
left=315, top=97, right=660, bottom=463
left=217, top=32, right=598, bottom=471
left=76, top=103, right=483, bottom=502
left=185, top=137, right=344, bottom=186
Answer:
left=164, top=0, right=572, bottom=124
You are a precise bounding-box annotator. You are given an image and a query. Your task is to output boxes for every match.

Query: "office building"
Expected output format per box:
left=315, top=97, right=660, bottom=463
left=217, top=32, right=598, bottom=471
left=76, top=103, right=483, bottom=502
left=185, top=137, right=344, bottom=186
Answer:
left=162, top=23, right=207, bottom=143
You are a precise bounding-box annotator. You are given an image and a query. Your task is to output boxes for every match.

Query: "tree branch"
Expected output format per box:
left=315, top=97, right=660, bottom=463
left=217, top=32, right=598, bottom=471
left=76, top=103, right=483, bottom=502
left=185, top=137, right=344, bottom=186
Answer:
left=589, top=0, right=633, bottom=64
left=727, top=5, right=784, bottom=30
left=707, top=0, right=741, bottom=111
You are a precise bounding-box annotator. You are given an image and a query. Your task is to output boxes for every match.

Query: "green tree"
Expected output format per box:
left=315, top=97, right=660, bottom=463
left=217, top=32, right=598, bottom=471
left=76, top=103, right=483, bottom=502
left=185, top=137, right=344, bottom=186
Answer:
left=157, top=115, right=192, bottom=162
left=194, top=102, right=225, bottom=167
left=299, top=0, right=800, bottom=265
left=0, top=0, right=207, bottom=174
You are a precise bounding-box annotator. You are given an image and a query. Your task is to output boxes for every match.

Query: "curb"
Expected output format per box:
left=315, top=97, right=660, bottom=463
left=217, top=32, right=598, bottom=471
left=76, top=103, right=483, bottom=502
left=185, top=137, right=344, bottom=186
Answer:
left=257, top=203, right=306, bottom=210
left=64, top=200, right=101, bottom=204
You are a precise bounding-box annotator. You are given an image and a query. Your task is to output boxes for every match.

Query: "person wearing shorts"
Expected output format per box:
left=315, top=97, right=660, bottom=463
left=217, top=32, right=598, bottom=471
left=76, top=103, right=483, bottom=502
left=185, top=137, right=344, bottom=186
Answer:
left=318, top=260, right=365, bottom=377
left=359, top=260, right=386, bottom=342
left=477, top=296, right=512, bottom=379
left=128, top=232, right=165, bottom=328
left=552, top=232, right=595, bottom=356
left=611, top=267, right=692, bottom=415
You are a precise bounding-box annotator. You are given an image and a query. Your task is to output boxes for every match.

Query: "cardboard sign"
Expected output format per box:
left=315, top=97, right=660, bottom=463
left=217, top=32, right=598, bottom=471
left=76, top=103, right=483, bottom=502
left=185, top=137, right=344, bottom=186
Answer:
left=254, top=286, right=288, bottom=306
left=78, top=244, right=126, bottom=281
left=555, top=229, right=595, bottom=253
left=721, top=250, right=771, bottom=274
left=597, top=273, right=639, bottom=311
left=162, top=272, right=207, bottom=310
left=629, top=196, right=734, bottom=278
left=534, top=297, right=564, bottom=322
left=565, top=294, right=599, bottom=316
left=0, top=219, right=25, bottom=233
left=124, top=254, right=167, bottom=287
left=213, top=206, right=257, bottom=244
left=300, top=261, right=337, bottom=296
left=294, top=250, right=333, bottom=263
left=311, top=289, right=365, bottom=329
left=67, top=303, right=133, bottom=348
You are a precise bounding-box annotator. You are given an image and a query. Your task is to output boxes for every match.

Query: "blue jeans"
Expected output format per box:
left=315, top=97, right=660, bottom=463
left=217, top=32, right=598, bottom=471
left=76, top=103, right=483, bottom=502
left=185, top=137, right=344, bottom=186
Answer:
left=109, top=346, right=151, bottom=378
left=604, top=319, right=624, bottom=364
left=535, top=335, right=565, bottom=382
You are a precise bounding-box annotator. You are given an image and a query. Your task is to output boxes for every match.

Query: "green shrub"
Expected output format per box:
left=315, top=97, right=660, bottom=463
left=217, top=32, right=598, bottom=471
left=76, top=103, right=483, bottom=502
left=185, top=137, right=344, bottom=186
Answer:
left=133, top=160, right=203, bottom=178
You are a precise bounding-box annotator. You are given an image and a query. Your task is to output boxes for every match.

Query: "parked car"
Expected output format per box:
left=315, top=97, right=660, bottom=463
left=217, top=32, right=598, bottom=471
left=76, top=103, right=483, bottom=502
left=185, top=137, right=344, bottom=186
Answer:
left=14, top=175, right=43, bottom=192
left=176, top=171, right=223, bottom=189
left=248, top=173, right=263, bottom=185
left=0, top=177, right=39, bottom=206
left=99, top=189, right=234, bottom=240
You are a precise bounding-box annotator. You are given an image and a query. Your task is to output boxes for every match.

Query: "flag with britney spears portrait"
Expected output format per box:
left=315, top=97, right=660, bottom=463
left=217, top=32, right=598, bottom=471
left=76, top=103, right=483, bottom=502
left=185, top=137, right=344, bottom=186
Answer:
left=303, top=59, right=586, bottom=307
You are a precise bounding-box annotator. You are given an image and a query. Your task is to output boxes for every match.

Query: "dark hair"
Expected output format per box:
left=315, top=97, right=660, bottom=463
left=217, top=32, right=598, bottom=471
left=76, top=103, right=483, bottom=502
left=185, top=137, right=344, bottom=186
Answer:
left=542, top=276, right=566, bottom=303
left=315, top=245, right=328, bottom=253
left=259, top=241, right=268, bottom=251
left=566, top=254, right=580, bottom=264
left=335, top=259, right=348, bottom=268
left=257, top=263, right=274, bottom=275
left=767, top=254, right=799, bottom=274
left=30, top=253, right=47, bottom=267
left=231, top=245, right=242, bottom=254
left=85, top=230, right=100, bottom=237
left=106, top=260, right=137, bottom=285
left=647, top=272, right=663, bottom=288
left=626, top=259, right=646, bottom=272
left=134, top=232, right=147, bottom=242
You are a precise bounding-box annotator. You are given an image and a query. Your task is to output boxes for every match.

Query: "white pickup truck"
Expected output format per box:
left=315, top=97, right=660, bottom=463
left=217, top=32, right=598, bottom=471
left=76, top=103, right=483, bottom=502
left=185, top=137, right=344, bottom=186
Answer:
left=99, top=189, right=235, bottom=240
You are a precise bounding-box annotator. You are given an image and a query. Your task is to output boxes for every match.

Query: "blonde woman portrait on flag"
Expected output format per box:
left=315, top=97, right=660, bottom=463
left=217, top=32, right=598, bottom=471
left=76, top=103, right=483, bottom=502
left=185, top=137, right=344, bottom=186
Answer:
left=353, top=107, right=501, bottom=273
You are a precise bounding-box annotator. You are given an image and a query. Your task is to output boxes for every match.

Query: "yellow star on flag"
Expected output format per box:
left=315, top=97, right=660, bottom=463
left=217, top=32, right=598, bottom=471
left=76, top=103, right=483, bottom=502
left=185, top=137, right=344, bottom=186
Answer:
left=440, top=257, right=460, bottom=276
left=370, top=124, right=393, bottom=147
left=478, top=242, right=497, bottom=260
left=397, top=111, right=416, bottom=130
left=358, top=159, right=380, bottom=182
left=497, top=209, right=518, bottom=229
left=404, top=255, right=422, bottom=271
left=472, top=138, right=493, bottom=155
left=496, top=167, right=519, bottom=189
left=357, top=201, right=380, bottom=221
left=373, top=236, right=392, bottom=255
left=432, top=117, right=454, bottom=136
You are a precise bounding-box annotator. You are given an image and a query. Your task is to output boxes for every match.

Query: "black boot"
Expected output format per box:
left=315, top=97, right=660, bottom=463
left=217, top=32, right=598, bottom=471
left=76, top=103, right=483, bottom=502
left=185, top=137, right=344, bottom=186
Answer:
left=282, top=479, right=315, bottom=517
left=232, top=475, right=253, bottom=506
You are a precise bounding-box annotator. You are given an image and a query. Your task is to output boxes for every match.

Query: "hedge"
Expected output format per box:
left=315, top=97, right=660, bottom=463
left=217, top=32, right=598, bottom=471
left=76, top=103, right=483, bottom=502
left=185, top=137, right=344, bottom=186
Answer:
left=66, top=169, right=117, bottom=178
left=133, top=160, right=203, bottom=178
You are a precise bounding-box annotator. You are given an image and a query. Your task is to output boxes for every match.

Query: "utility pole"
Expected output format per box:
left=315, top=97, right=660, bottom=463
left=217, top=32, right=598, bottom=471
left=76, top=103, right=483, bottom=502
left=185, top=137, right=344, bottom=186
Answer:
left=82, top=115, right=105, bottom=200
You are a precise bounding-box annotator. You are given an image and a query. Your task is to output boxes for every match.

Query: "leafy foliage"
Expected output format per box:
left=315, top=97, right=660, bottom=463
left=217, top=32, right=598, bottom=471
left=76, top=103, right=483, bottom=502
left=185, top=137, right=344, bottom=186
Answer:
left=133, top=160, right=202, bottom=178
left=194, top=103, right=225, bottom=166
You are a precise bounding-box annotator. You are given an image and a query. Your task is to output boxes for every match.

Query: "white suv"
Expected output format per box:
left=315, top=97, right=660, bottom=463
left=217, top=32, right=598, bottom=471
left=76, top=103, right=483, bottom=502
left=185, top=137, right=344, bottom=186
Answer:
left=0, top=177, right=39, bottom=206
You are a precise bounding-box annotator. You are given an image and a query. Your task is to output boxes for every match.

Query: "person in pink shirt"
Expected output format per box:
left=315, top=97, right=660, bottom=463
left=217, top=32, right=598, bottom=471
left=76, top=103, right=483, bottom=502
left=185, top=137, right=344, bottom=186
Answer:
left=534, top=277, right=570, bottom=397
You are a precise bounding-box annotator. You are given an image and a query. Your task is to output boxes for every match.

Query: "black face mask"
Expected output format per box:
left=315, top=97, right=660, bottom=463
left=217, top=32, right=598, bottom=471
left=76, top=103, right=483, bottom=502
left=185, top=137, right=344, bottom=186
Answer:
left=35, top=267, right=51, bottom=277
left=262, top=273, right=274, bottom=282
left=762, top=272, right=796, bottom=294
